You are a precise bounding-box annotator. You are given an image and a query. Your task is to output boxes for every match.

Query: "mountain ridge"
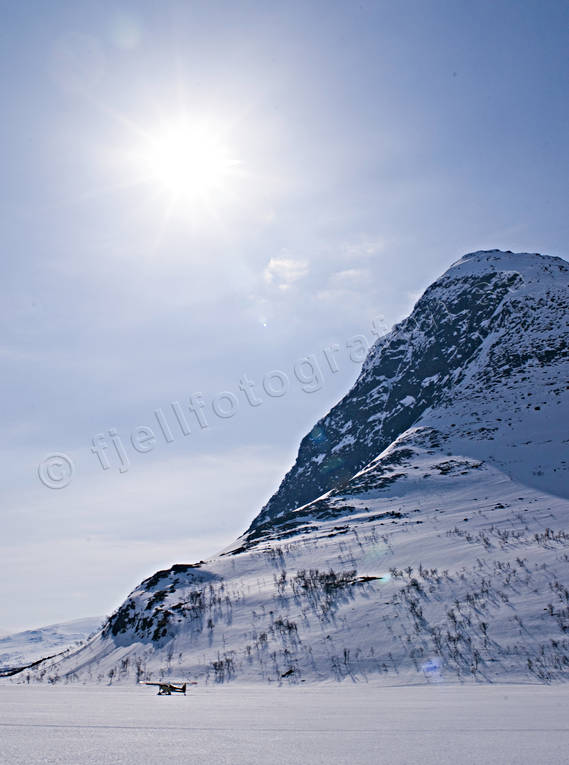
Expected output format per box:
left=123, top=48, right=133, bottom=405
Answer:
left=0, top=617, right=103, bottom=670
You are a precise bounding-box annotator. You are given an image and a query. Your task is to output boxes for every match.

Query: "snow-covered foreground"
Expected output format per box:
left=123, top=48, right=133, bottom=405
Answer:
left=1, top=684, right=568, bottom=764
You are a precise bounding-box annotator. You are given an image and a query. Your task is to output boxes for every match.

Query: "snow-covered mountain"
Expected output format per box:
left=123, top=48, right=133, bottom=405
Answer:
left=0, top=617, right=103, bottom=671
left=249, top=249, right=569, bottom=539
left=13, top=250, right=569, bottom=686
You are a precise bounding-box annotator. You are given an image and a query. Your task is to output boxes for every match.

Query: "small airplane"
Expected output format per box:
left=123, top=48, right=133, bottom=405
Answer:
left=142, top=681, right=196, bottom=695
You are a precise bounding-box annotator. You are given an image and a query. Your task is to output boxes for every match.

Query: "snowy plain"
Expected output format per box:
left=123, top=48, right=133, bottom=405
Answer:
left=1, top=683, right=568, bottom=764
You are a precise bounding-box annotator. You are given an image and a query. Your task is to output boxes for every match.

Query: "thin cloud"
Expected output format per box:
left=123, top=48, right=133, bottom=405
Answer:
left=264, top=255, right=309, bottom=290
left=328, top=268, right=369, bottom=287
left=343, top=236, right=386, bottom=259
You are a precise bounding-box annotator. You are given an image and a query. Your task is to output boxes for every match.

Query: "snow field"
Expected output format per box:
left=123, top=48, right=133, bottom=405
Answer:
left=1, top=683, right=568, bottom=765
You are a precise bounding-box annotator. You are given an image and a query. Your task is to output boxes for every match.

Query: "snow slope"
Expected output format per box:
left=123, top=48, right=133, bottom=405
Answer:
left=11, top=250, right=569, bottom=686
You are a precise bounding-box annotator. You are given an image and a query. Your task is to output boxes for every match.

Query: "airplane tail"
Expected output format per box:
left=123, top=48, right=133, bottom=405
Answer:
left=182, top=683, right=186, bottom=695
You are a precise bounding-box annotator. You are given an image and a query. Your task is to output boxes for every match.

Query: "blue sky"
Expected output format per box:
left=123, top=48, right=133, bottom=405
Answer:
left=2, top=0, right=568, bottom=629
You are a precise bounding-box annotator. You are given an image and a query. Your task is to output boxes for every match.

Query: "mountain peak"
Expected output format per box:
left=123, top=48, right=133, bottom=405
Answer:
left=445, top=248, right=569, bottom=281
left=247, top=248, right=569, bottom=538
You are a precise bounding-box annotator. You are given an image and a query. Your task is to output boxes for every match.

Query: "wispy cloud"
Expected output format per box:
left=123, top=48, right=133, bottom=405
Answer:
left=343, top=236, right=386, bottom=259
left=264, top=254, right=309, bottom=291
left=328, top=268, right=369, bottom=287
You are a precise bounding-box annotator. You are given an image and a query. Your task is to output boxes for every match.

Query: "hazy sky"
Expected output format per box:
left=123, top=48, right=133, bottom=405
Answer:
left=2, top=0, right=568, bottom=630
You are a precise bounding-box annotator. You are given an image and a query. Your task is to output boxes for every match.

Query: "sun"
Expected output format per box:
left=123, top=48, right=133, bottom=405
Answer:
left=133, top=119, right=240, bottom=206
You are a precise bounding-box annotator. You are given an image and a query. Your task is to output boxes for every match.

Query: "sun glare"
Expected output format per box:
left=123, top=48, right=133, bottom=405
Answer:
left=134, top=119, right=240, bottom=207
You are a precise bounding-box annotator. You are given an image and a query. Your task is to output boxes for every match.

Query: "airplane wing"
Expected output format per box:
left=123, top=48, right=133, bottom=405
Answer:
left=141, top=681, right=198, bottom=688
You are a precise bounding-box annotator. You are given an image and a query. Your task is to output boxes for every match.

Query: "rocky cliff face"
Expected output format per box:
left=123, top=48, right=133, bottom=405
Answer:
left=246, top=250, right=569, bottom=542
